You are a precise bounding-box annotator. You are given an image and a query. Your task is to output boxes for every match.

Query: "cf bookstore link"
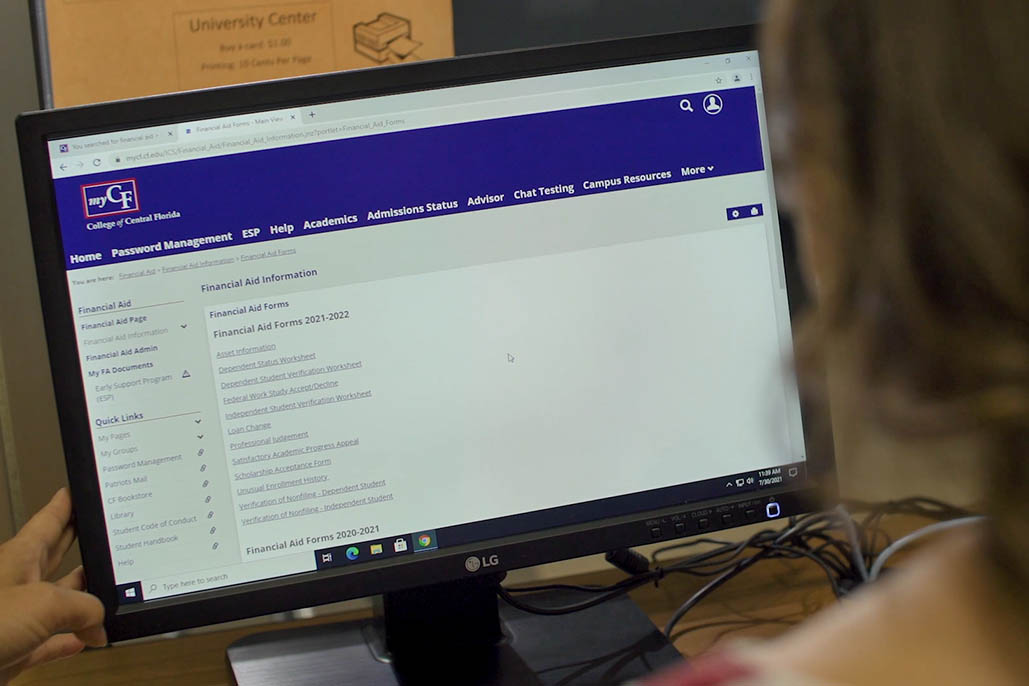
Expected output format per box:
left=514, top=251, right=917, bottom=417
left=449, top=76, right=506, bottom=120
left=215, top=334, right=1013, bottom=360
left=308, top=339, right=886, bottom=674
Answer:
left=49, top=52, right=807, bottom=603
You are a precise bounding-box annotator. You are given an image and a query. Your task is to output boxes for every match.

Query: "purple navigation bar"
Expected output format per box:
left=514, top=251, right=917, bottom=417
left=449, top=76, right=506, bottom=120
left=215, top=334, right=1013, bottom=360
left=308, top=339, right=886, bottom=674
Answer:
left=53, top=87, right=766, bottom=270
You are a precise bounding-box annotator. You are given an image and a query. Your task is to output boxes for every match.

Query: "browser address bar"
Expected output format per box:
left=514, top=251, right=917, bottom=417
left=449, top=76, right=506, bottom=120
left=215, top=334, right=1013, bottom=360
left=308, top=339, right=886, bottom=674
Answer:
left=121, top=118, right=410, bottom=166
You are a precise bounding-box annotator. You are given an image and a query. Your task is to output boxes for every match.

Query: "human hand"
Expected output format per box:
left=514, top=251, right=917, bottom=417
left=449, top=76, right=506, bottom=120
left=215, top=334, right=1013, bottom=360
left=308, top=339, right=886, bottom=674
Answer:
left=0, top=488, right=106, bottom=684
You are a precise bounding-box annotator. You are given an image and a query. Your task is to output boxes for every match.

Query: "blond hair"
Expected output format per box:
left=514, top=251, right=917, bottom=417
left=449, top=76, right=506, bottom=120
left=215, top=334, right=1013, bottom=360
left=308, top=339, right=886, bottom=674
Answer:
left=762, top=0, right=1029, bottom=589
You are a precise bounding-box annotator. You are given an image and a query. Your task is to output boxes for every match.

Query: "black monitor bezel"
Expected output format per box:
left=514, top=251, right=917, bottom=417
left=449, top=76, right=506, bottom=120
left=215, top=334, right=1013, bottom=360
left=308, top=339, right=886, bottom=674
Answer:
left=17, top=24, right=837, bottom=641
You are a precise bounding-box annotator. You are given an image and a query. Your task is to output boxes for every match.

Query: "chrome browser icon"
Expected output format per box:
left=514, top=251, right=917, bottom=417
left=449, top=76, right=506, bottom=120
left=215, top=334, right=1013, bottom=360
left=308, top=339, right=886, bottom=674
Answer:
left=413, top=530, right=438, bottom=552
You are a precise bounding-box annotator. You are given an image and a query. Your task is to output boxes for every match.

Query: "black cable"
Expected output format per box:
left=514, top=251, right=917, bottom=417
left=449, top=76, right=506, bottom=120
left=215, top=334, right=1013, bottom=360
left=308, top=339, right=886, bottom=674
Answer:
left=845, top=496, right=973, bottom=518
left=497, top=499, right=972, bottom=628
left=661, top=512, right=858, bottom=636
left=805, top=539, right=852, bottom=577
left=650, top=536, right=755, bottom=562
left=754, top=543, right=845, bottom=598
left=605, top=548, right=651, bottom=576
left=848, top=496, right=975, bottom=567
left=503, top=573, right=654, bottom=596
left=497, top=573, right=660, bottom=615
left=662, top=552, right=770, bottom=636
left=498, top=513, right=844, bottom=618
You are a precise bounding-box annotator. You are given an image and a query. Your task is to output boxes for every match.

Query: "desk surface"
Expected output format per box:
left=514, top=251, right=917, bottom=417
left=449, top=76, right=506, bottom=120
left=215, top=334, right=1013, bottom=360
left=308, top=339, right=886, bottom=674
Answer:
left=11, top=553, right=837, bottom=686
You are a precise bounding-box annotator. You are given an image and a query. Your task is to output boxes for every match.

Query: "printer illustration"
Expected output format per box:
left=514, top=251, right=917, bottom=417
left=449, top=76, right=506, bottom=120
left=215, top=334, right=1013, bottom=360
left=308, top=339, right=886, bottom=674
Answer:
left=353, top=13, right=422, bottom=64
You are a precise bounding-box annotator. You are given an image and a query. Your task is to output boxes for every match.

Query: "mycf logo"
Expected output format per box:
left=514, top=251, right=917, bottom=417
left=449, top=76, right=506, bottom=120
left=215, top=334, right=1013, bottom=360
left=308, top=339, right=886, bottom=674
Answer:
left=82, top=179, right=140, bottom=218
left=464, top=554, right=500, bottom=573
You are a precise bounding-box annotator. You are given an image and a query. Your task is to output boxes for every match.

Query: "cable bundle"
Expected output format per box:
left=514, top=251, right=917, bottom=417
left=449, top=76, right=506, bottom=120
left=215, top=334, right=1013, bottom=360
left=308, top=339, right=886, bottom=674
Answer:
left=497, top=497, right=979, bottom=638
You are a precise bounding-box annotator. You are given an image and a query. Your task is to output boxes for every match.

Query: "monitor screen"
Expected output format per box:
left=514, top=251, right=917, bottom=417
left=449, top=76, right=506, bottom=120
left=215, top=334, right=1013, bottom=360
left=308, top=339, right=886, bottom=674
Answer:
left=25, top=29, right=824, bottom=636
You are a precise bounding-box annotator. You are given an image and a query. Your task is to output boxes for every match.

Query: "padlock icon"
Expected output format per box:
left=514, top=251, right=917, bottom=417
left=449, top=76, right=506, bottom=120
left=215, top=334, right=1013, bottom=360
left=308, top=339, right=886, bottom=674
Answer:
left=394, top=538, right=408, bottom=553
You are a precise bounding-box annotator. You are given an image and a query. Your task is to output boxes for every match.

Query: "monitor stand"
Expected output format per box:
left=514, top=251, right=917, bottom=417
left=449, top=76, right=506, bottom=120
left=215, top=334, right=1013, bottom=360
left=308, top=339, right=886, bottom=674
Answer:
left=227, top=573, right=682, bottom=685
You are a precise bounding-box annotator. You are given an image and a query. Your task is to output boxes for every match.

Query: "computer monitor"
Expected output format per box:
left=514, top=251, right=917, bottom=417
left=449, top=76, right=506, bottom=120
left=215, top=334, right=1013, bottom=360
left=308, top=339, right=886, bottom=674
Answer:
left=17, top=24, right=834, bottom=683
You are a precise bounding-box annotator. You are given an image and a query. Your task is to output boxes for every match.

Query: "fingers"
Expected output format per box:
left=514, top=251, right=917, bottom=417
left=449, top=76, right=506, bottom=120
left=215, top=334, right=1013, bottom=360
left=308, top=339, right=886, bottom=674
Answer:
left=42, top=490, right=79, bottom=579
left=31, top=583, right=107, bottom=648
left=30, top=487, right=77, bottom=580
left=0, top=489, right=77, bottom=584
left=51, top=523, right=78, bottom=575
left=0, top=537, right=39, bottom=586
left=55, top=566, right=87, bottom=592
left=36, top=570, right=108, bottom=649
left=73, top=622, right=107, bottom=649
left=19, top=489, right=73, bottom=551
left=23, top=634, right=86, bottom=670
left=0, top=584, right=105, bottom=671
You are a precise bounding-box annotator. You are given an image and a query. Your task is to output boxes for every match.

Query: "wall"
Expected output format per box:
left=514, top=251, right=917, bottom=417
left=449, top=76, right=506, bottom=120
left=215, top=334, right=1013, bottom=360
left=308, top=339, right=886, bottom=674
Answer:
left=0, top=0, right=63, bottom=542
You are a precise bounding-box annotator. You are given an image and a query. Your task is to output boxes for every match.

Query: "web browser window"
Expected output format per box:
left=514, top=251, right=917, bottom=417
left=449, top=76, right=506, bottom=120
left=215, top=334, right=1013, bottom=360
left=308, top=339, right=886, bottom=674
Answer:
left=47, top=49, right=806, bottom=604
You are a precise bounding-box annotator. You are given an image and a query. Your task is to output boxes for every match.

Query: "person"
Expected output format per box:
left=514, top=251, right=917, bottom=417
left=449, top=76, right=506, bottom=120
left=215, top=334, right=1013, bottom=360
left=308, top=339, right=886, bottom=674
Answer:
left=0, top=488, right=106, bottom=684
left=643, top=0, right=1028, bottom=684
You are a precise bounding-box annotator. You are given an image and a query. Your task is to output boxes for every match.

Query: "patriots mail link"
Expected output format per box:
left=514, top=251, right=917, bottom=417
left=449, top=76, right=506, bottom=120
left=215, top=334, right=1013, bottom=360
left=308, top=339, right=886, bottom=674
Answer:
left=82, top=179, right=140, bottom=218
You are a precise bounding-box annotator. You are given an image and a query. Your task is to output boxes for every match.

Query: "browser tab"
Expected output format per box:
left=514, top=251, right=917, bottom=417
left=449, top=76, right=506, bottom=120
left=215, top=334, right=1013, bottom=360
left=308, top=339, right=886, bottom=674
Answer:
left=49, top=125, right=178, bottom=158
left=179, top=109, right=303, bottom=140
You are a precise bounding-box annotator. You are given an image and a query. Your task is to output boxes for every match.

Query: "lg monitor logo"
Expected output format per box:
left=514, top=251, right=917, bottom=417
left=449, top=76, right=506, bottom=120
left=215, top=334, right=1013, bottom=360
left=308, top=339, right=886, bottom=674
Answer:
left=82, top=179, right=140, bottom=218
left=464, top=554, right=500, bottom=573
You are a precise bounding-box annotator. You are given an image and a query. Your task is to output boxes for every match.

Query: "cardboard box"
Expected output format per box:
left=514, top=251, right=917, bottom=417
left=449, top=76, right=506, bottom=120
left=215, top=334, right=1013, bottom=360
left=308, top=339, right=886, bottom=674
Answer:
left=41, top=0, right=454, bottom=107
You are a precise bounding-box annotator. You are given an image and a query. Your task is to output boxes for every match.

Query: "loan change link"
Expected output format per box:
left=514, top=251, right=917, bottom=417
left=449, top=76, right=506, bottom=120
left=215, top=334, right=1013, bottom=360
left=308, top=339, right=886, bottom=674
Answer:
left=54, top=87, right=765, bottom=270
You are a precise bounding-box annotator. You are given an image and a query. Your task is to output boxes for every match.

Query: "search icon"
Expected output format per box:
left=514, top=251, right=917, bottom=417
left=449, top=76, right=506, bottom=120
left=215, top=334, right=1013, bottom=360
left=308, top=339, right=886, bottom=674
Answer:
left=679, top=98, right=694, bottom=113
